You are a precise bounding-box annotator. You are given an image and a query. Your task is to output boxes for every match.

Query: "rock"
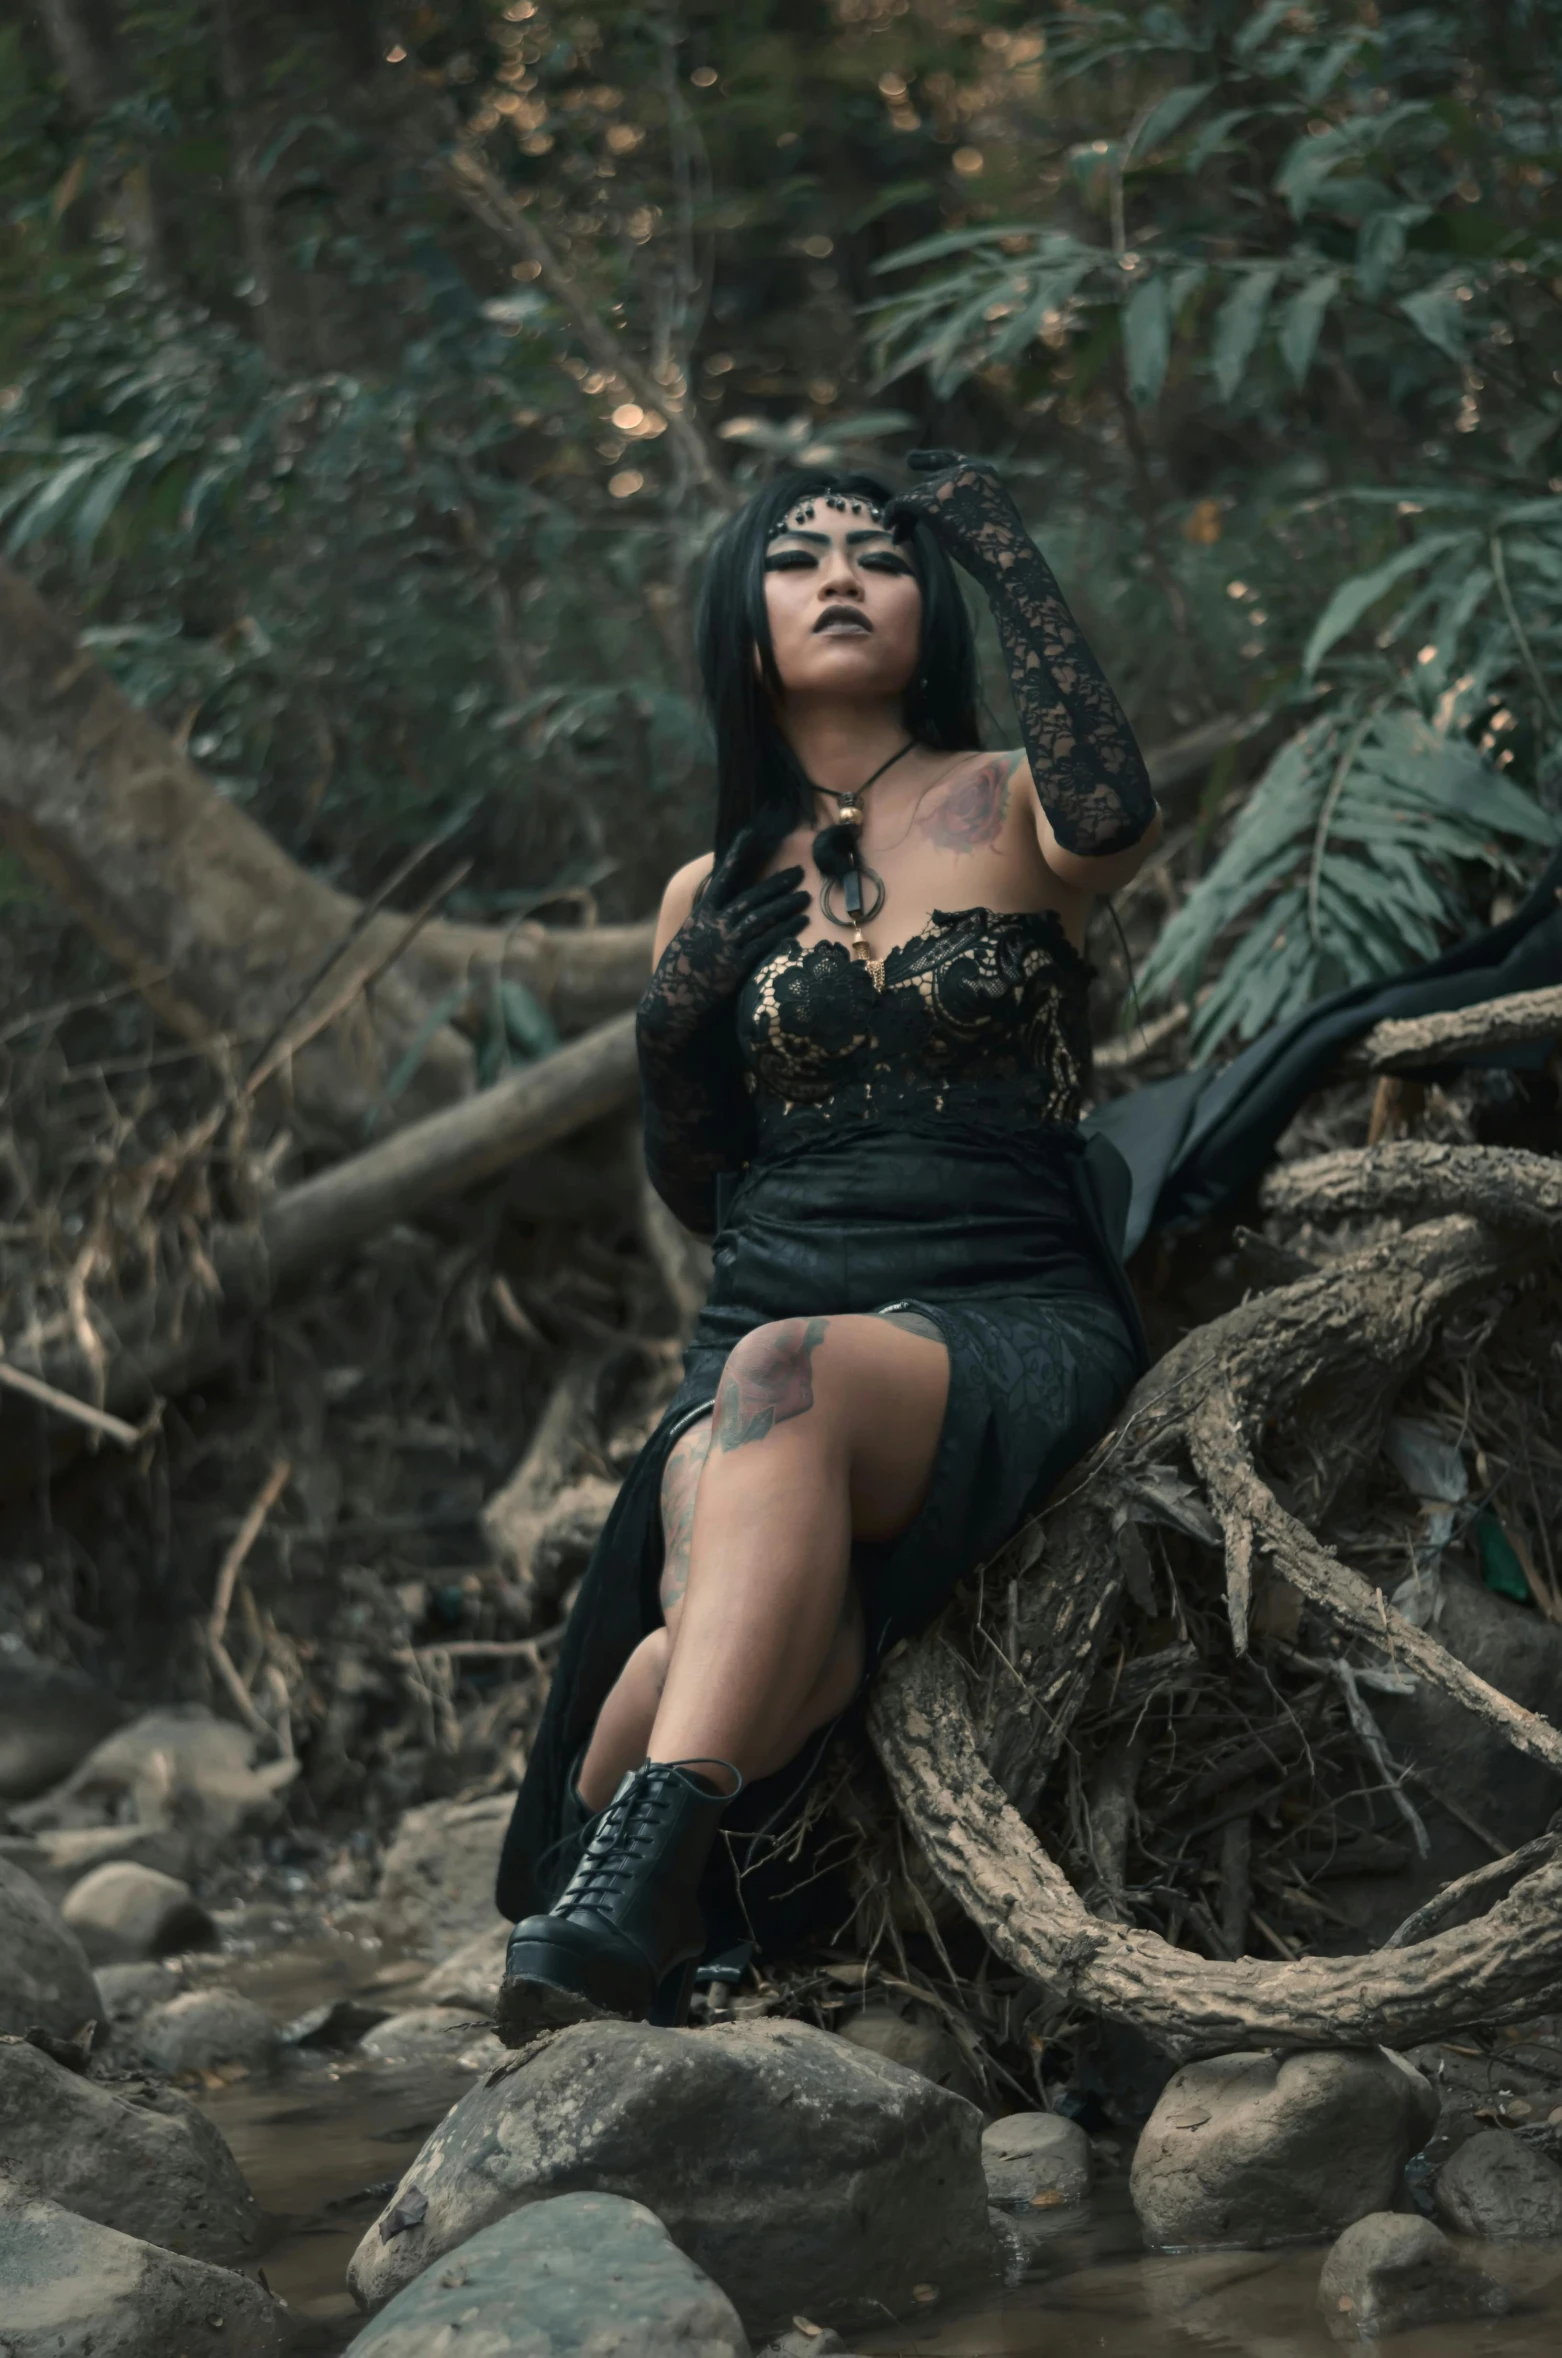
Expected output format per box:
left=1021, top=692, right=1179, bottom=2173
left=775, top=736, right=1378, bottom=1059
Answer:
left=0, top=2185, right=287, bottom=2358
left=982, top=2112, right=1093, bottom=2208
left=348, top=2016, right=991, bottom=2343
left=414, top=1921, right=509, bottom=2011
left=836, top=2003, right=981, bottom=2104
left=0, top=1859, right=100, bottom=2042
left=1434, top=2127, right=1562, bottom=2240
left=61, top=1861, right=216, bottom=1964
left=95, top=1959, right=184, bottom=2030
left=356, top=2005, right=506, bottom=2070
left=0, top=1641, right=123, bottom=1802
left=281, top=1994, right=392, bottom=2050
left=137, top=1989, right=280, bottom=2078
left=0, top=2034, right=259, bottom=2260
left=1318, top=2212, right=1511, bottom=2340
left=1130, top=2049, right=1438, bottom=2248
left=372, top=1793, right=514, bottom=1954
left=12, top=1705, right=297, bottom=1862
left=343, top=2192, right=750, bottom=2357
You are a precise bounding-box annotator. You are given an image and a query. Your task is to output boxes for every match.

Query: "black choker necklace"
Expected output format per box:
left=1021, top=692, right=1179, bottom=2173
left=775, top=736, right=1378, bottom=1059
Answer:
left=810, top=738, right=916, bottom=990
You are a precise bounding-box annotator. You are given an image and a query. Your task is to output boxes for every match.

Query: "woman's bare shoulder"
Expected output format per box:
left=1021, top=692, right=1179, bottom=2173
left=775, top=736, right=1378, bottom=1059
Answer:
left=653, top=851, right=715, bottom=962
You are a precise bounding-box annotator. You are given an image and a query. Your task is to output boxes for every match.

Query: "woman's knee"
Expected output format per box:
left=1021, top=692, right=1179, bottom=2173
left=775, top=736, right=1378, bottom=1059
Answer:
left=712, top=1315, right=843, bottom=1454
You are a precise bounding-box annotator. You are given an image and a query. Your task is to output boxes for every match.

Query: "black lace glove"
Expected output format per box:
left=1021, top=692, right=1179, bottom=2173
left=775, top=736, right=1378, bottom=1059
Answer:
left=888, top=451, right=1155, bottom=859
left=636, top=832, right=810, bottom=1234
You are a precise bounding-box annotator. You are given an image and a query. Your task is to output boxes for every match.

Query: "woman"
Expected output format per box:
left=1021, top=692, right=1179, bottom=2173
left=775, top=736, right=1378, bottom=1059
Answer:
left=494, top=452, right=1162, bottom=2039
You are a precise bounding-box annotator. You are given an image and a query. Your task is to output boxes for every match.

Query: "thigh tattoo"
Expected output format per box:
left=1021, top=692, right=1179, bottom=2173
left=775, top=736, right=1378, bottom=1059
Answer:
left=658, top=1420, right=711, bottom=1615
left=714, top=1315, right=830, bottom=1453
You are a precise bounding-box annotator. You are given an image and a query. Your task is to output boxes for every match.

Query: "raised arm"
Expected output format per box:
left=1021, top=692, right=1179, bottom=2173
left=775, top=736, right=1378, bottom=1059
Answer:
left=635, top=834, right=809, bottom=1235
left=889, top=453, right=1159, bottom=888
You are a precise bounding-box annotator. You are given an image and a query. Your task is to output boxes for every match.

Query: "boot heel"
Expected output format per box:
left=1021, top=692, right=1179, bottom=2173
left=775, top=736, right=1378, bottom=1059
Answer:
left=649, top=1956, right=697, bottom=2028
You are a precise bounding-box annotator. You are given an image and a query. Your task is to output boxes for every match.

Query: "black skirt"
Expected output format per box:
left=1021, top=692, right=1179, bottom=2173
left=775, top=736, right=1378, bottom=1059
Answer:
left=495, top=1116, right=1145, bottom=1952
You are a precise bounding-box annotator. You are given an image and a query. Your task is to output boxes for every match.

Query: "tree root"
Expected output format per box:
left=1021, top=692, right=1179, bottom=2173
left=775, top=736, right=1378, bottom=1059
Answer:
left=869, top=1144, right=1562, bottom=2054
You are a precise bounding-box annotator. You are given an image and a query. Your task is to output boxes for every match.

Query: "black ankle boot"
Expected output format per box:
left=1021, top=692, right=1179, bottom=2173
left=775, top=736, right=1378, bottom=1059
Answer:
left=498, top=1757, right=740, bottom=2044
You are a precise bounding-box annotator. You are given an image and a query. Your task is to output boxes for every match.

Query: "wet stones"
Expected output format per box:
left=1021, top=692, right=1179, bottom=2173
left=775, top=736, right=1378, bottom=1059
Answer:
left=1433, top=2127, right=1562, bottom=2241
left=61, top=1861, right=216, bottom=1965
left=414, top=1923, right=509, bottom=2011
left=0, top=2187, right=288, bottom=2358
left=0, top=2035, right=259, bottom=2261
left=347, top=2015, right=992, bottom=2344
left=836, top=2003, right=981, bottom=2104
left=982, top=2112, right=1093, bottom=2209
left=1317, top=2213, right=1511, bottom=2341
left=356, top=2005, right=506, bottom=2070
left=371, top=1793, right=516, bottom=1954
left=343, top=2193, right=749, bottom=2358
left=0, top=1858, right=100, bottom=2042
left=136, top=1988, right=281, bottom=2079
left=1130, top=2049, right=1439, bottom=2248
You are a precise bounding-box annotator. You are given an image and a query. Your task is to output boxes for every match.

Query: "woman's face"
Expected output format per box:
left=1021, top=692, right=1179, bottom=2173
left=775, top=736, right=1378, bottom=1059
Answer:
left=761, top=493, right=923, bottom=704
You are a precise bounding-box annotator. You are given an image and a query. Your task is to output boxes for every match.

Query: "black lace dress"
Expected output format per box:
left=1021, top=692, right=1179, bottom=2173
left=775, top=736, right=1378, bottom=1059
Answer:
left=496, top=899, right=1147, bottom=1951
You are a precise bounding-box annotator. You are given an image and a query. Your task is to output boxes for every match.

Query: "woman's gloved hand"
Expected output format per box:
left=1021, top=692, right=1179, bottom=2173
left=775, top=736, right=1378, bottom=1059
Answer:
left=886, top=449, right=1025, bottom=594
left=637, top=830, right=810, bottom=1054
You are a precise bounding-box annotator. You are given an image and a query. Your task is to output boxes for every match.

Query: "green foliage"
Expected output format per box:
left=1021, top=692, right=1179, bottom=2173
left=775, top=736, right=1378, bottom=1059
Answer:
left=1139, top=698, right=1555, bottom=1054
left=865, top=2, right=1562, bottom=1044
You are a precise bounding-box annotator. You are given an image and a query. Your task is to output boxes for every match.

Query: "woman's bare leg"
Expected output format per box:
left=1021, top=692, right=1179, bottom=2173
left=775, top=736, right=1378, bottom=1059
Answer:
left=648, top=1312, right=948, bottom=1778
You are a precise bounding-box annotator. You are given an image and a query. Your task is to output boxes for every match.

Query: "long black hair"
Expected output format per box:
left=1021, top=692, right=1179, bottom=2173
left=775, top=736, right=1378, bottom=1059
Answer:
left=695, top=468, right=982, bottom=863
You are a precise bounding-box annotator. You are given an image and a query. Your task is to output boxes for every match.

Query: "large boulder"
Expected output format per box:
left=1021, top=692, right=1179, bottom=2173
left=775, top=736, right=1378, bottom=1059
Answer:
left=0, top=2185, right=287, bottom=2358
left=0, top=1642, right=123, bottom=1803
left=61, top=1862, right=216, bottom=1964
left=12, top=1705, right=296, bottom=1865
left=1318, top=2212, right=1511, bottom=2341
left=343, top=2193, right=750, bottom=2357
left=0, top=2035, right=259, bottom=2260
left=0, top=1859, right=100, bottom=2042
left=982, top=2112, right=1093, bottom=2208
left=137, top=1989, right=281, bottom=2079
left=1434, top=2128, right=1562, bottom=2241
left=372, top=1793, right=515, bottom=1954
left=1130, top=2049, right=1438, bottom=2249
left=347, top=2016, right=991, bottom=2343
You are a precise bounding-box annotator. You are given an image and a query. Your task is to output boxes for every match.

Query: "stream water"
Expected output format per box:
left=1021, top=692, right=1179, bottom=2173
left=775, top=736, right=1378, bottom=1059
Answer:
left=184, top=1932, right=1562, bottom=2358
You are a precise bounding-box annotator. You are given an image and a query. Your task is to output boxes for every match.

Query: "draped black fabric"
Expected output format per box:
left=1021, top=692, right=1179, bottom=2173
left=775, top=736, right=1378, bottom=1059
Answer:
left=1089, top=847, right=1562, bottom=1256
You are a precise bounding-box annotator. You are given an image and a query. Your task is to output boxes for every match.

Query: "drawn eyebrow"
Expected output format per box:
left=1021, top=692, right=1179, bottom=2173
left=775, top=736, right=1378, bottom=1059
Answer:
left=769, top=527, right=897, bottom=546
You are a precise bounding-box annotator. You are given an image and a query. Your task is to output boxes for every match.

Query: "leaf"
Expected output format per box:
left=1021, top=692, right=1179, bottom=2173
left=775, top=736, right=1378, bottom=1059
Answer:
left=1233, top=0, right=1295, bottom=58
left=5, top=447, right=114, bottom=555
left=1303, top=532, right=1476, bottom=676
left=1278, top=271, right=1340, bottom=386
left=1400, top=282, right=1466, bottom=360
left=1121, top=274, right=1172, bottom=406
left=1186, top=109, right=1252, bottom=171
left=1356, top=203, right=1430, bottom=298
left=1129, top=83, right=1216, bottom=160
left=70, top=436, right=164, bottom=561
left=1210, top=266, right=1280, bottom=400
left=498, top=978, right=560, bottom=1058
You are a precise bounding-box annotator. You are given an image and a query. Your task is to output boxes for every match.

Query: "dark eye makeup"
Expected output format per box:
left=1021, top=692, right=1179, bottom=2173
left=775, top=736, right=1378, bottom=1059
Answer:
left=763, top=546, right=913, bottom=576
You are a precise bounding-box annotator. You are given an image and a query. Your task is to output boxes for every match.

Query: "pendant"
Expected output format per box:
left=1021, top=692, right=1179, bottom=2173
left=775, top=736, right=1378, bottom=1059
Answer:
left=836, top=799, right=864, bottom=827
left=850, top=929, right=886, bottom=992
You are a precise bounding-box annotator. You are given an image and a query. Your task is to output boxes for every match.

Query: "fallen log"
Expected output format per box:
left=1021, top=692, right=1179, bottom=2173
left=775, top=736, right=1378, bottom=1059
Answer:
left=1, top=1012, right=640, bottom=1441
left=0, top=559, right=652, bottom=1135
left=867, top=1144, right=1562, bottom=2055
left=1343, top=982, right=1562, bottom=1074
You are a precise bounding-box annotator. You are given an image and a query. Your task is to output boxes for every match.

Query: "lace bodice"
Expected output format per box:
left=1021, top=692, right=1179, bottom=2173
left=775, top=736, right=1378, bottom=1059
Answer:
left=737, top=906, right=1092, bottom=1151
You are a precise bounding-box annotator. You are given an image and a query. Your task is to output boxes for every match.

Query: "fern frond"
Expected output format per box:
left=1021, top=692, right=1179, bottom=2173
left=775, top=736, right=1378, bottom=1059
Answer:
left=1138, top=702, right=1558, bottom=1057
